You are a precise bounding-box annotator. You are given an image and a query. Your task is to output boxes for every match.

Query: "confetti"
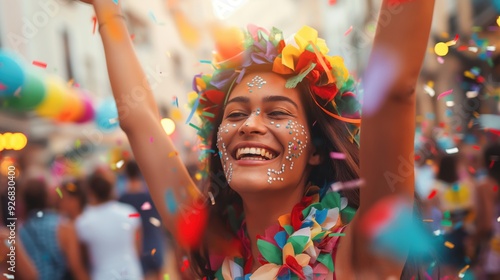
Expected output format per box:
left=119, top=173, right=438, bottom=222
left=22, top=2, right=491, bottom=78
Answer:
left=458, top=265, right=470, bottom=278
left=427, top=189, right=437, bottom=199
left=168, top=151, right=178, bottom=157
left=434, top=42, right=449, bottom=56
left=0, top=83, right=6, bottom=91
left=189, top=123, right=201, bottom=131
left=112, top=0, right=118, bottom=4
left=148, top=11, right=157, bottom=23
left=437, top=89, right=453, bottom=100
left=150, top=217, right=161, bottom=227
left=32, top=60, right=47, bottom=68
left=150, top=137, right=154, bottom=143
left=165, top=190, right=178, bottom=214
left=163, top=274, right=170, bottom=280
left=92, top=16, right=97, bottom=34
left=494, top=185, right=498, bottom=192
left=116, top=160, right=124, bottom=168
left=56, top=187, right=63, bottom=198
left=344, top=26, right=353, bottom=36
left=444, top=241, right=455, bottom=249
left=330, top=179, right=364, bottom=192
left=330, top=152, right=346, bottom=159
left=437, top=57, right=445, bottom=64
left=151, top=248, right=156, bottom=255
left=141, top=202, right=152, bottom=211
left=128, top=213, right=140, bottom=218
left=423, top=219, right=434, bottom=223
left=446, top=147, right=459, bottom=154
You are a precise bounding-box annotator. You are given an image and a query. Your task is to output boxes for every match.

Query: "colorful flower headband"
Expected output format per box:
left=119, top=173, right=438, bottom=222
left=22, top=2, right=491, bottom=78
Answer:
left=187, top=25, right=361, bottom=150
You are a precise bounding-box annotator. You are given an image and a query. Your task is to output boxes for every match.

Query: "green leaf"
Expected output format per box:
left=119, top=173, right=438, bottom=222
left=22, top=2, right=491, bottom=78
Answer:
left=283, top=225, right=294, bottom=236
left=285, top=63, right=316, bottom=89
left=288, top=236, right=309, bottom=254
left=317, top=253, right=334, bottom=272
left=340, top=206, right=357, bottom=224
left=321, top=191, right=341, bottom=209
left=257, top=240, right=283, bottom=265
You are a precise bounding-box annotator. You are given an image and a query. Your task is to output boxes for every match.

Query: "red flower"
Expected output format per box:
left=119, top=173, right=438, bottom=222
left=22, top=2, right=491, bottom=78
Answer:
left=199, top=89, right=225, bottom=121
left=290, top=195, right=313, bottom=231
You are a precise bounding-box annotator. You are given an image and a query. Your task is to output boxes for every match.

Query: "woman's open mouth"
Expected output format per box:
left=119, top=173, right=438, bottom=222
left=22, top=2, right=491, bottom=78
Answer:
left=235, top=147, right=278, bottom=161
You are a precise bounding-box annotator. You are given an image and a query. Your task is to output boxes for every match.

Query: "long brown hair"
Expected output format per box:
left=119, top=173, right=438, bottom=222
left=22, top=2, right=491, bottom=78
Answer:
left=189, top=67, right=361, bottom=278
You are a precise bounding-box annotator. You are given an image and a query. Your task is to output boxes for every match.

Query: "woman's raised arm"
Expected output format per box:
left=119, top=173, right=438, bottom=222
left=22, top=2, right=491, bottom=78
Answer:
left=337, top=0, right=435, bottom=277
left=88, top=0, right=201, bottom=240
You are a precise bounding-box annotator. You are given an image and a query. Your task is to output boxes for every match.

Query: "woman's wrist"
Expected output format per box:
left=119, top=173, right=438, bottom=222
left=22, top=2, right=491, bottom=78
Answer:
left=92, top=0, right=122, bottom=20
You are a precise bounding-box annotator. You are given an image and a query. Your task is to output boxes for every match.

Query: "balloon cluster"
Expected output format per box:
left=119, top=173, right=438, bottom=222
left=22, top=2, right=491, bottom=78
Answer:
left=0, top=50, right=118, bottom=130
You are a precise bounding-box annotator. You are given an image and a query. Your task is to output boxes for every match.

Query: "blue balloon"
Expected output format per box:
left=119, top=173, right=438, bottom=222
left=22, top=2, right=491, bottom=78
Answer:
left=0, top=50, right=26, bottom=98
left=95, top=99, right=119, bottom=132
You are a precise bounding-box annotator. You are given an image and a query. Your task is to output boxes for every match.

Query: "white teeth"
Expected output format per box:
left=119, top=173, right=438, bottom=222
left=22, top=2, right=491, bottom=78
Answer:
left=235, top=147, right=276, bottom=160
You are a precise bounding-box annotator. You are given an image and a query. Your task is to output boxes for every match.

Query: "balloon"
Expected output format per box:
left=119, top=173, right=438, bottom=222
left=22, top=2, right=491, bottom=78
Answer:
left=35, top=76, right=68, bottom=118
left=57, top=90, right=84, bottom=122
left=0, top=50, right=25, bottom=98
left=95, top=99, right=119, bottom=131
left=75, top=91, right=95, bottom=123
left=3, top=69, right=46, bottom=111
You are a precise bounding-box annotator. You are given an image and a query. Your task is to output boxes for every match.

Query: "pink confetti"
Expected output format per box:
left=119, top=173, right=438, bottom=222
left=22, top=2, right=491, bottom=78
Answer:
left=32, top=60, right=47, bottom=68
left=331, top=179, right=365, bottom=192
left=344, top=26, right=353, bottom=36
left=141, top=202, right=152, bottom=211
left=0, top=83, right=6, bottom=91
left=330, top=152, right=346, bottom=159
left=437, top=57, right=444, bottom=64
left=437, top=89, right=454, bottom=100
left=150, top=137, right=154, bottom=143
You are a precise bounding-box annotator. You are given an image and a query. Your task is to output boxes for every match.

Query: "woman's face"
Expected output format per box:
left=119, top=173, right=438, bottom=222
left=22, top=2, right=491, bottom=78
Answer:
left=216, top=72, right=320, bottom=194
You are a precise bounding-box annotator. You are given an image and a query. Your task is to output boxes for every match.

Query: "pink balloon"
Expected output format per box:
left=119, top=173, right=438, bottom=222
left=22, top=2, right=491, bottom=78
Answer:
left=75, top=91, right=95, bottom=123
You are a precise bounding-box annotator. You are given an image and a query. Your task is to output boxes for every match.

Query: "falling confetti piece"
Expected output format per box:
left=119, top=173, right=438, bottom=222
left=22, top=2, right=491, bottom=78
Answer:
left=444, top=241, right=455, bottom=249
left=113, top=0, right=118, bottom=4
left=165, top=190, right=178, bottom=214
left=149, top=217, right=161, bottom=227
left=116, top=160, right=124, bottom=168
left=141, top=202, right=152, bottom=210
left=493, top=185, right=498, bottom=192
left=151, top=248, right=156, bottom=255
left=437, top=57, right=445, bottom=64
left=0, top=83, right=7, bottom=91
left=168, top=151, right=178, bottom=157
left=32, top=60, right=47, bottom=68
left=330, top=152, right=346, bottom=159
left=56, top=187, right=63, bottom=198
left=163, top=274, right=170, bottom=280
left=427, top=189, right=437, bottom=199
left=344, top=26, right=353, bottom=36
left=150, top=137, right=154, bottom=143
left=423, top=219, right=434, bottom=223
left=92, top=16, right=97, bottom=34
left=148, top=11, right=157, bottom=23
left=189, top=123, right=201, bottom=131
left=446, top=147, right=459, bottom=154
left=434, top=42, right=449, bottom=56
left=459, top=265, right=470, bottom=278
left=437, top=89, right=453, bottom=100
left=128, top=213, right=140, bottom=218
left=330, top=179, right=364, bottom=192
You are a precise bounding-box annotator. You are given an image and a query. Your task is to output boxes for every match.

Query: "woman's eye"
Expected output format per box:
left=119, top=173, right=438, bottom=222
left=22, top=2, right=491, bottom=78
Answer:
left=226, top=112, right=247, bottom=119
left=268, top=111, right=289, bottom=117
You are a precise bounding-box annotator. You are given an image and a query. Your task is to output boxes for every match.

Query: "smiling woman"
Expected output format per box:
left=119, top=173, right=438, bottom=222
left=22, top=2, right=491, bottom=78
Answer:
left=78, top=0, right=435, bottom=279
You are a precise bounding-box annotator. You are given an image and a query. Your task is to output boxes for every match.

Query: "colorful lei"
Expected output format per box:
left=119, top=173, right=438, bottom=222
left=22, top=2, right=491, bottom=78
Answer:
left=211, top=186, right=356, bottom=280
left=187, top=25, right=362, bottom=150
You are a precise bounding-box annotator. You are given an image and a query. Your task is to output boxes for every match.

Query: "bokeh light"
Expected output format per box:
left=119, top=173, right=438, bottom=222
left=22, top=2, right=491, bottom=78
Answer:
left=161, top=118, right=176, bottom=135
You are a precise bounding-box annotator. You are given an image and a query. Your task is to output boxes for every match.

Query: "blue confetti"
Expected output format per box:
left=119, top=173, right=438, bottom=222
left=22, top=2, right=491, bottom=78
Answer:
left=165, top=190, right=178, bottom=214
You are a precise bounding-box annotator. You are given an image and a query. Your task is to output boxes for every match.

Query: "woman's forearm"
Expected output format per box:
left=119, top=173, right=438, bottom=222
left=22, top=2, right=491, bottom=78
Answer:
left=92, top=0, right=160, bottom=130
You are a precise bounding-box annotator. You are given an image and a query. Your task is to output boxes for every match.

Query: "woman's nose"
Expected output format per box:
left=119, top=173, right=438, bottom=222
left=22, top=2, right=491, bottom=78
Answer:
left=238, top=110, right=267, bottom=135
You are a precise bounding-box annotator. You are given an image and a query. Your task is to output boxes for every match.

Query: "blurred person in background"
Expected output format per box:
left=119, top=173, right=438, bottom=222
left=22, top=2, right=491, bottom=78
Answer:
left=76, top=171, right=143, bottom=280
left=119, top=160, right=166, bottom=280
left=58, top=180, right=88, bottom=221
left=0, top=206, right=38, bottom=280
left=430, top=154, right=477, bottom=277
left=476, top=143, right=500, bottom=280
left=19, top=178, right=89, bottom=280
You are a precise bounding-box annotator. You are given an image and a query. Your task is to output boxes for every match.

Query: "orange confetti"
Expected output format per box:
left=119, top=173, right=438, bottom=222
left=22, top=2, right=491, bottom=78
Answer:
left=151, top=248, right=156, bottom=255
left=444, top=241, right=455, bottom=249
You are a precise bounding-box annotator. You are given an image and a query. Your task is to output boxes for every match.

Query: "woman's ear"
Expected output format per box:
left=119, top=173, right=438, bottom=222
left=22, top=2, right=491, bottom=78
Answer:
left=308, top=146, right=322, bottom=166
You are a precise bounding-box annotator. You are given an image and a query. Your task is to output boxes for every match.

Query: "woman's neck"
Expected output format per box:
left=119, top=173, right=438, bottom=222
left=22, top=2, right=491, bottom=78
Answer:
left=241, top=183, right=306, bottom=272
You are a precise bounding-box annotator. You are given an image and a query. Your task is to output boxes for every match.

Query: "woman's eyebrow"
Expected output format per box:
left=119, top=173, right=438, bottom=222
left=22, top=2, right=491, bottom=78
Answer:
left=263, top=95, right=298, bottom=109
left=226, top=95, right=298, bottom=109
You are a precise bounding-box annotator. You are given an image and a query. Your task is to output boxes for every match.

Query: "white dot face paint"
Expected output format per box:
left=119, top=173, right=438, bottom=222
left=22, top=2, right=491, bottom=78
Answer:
left=215, top=72, right=314, bottom=194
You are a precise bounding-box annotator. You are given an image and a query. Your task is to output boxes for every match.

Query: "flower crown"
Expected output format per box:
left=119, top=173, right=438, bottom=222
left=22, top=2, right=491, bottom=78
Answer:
left=187, top=25, right=361, bottom=151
